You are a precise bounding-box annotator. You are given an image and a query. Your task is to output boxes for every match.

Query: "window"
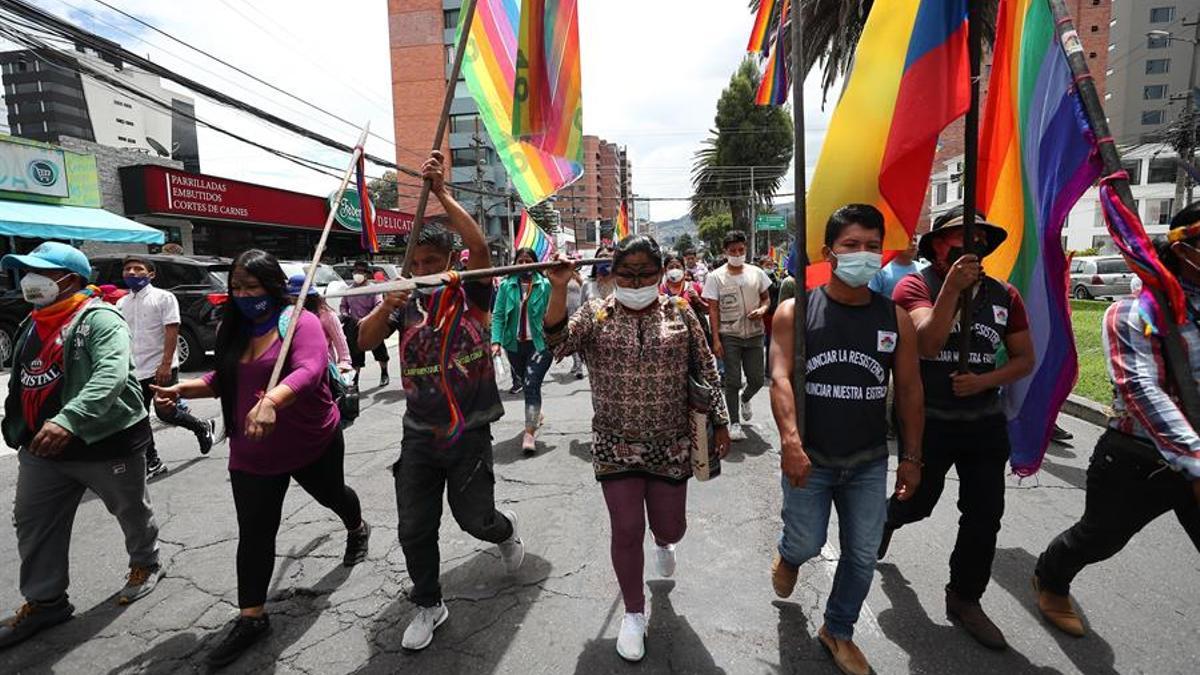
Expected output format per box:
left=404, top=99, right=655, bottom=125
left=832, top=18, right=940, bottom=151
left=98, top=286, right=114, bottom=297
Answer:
left=452, top=147, right=483, bottom=167
left=1142, top=109, right=1165, bottom=125
left=935, top=182, right=948, bottom=205
left=1091, top=25, right=1099, bottom=32
left=956, top=181, right=964, bottom=200
left=1091, top=235, right=1113, bottom=250
left=1145, top=84, right=1168, bottom=99
left=443, top=9, right=460, bottom=29
left=1150, top=7, right=1175, bottom=23
left=1070, top=260, right=1085, bottom=274
left=445, top=45, right=455, bottom=66
left=1089, top=52, right=1097, bottom=59
left=1147, top=58, right=1170, bottom=74
left=450, top=114, right=480, bottom=133
left=1148, top=34, right=1171, bottom=49
left=1097, top=259, right=1130, bottom=274
left=1148, top=198, right=1175, bottom=224
left=1148, top=157, right=1176, bottom=183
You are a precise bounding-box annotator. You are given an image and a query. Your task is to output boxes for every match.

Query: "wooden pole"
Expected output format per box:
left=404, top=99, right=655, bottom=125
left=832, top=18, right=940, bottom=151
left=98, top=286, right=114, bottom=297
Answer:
left=789, top=0, right=808, bottom=437
left=266, top=124, right=370, bottom=391
left=326, top=257, right=604, bottom=299
left=957, top=0, right=982, bottom=373
left=400, top=0, right=480, bottom=275
left=1047, top=0, right=1200, bottom=427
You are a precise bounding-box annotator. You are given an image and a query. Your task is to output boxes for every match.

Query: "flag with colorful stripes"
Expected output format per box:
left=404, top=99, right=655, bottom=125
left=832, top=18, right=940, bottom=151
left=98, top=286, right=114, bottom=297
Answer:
left=356, top=149, right=379, bottom=253
left=613, top=201, right=631, bottom=241
left=515, top=210, right=555, bottom=260
left=747, top=0, right=778, bottom=55
left=461, top=0, right=584, bottom=206
left=755, top=0, right=790, bottom=106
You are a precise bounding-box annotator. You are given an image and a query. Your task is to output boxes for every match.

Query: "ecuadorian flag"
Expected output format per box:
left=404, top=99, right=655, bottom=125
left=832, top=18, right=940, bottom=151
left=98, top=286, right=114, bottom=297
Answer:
left=805, top=0, right=969, bottom=280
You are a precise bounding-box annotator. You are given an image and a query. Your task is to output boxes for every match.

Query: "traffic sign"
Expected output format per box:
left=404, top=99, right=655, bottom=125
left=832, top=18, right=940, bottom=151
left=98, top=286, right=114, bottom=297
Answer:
left=755, top=214, right=787, bottom=231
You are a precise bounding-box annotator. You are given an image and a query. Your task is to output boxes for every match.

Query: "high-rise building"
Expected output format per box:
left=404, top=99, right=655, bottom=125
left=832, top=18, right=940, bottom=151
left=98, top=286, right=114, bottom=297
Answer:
left=0, top=40, right=199, bottom=173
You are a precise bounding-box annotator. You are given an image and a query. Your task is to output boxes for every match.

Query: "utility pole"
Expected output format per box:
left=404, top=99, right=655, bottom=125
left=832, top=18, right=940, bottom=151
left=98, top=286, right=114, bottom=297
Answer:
left=473, top=116, right=487, bottom=235
left=750, top=165, right=756, bottom=260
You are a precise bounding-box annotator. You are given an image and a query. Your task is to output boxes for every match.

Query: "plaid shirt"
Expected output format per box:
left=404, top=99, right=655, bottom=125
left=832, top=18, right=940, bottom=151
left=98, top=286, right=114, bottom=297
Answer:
left=1104, top=296, right=1200, bottom=479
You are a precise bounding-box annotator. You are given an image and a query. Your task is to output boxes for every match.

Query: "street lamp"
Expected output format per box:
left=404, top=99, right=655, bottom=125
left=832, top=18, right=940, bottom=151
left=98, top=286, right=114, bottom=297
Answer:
left=1147, top=23, right=1200, bottom=204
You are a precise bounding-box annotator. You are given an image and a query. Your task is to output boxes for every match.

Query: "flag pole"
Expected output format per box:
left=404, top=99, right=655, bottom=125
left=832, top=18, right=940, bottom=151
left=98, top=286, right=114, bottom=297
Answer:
left=1047, top=0, right=1200, bottom=426
left=401, top=0, right=480, bottom=276
left=789, top=0, right=809, bottom=437
left=266, top=124, right=370, bottom=392
left=327, top=257, right=604, bottom=299
left=957, top=0, right=982, bottom=373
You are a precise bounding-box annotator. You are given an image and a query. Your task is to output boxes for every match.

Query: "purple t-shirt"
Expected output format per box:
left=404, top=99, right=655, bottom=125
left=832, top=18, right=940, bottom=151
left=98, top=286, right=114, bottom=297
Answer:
left=203, top=310, right=339, bottom=475
left=341, top=287, right=381, bottom=322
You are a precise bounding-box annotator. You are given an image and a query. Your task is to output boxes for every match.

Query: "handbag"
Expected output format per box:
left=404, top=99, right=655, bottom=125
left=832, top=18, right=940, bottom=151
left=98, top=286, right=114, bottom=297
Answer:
left=684, top=307, right=721, bottom=481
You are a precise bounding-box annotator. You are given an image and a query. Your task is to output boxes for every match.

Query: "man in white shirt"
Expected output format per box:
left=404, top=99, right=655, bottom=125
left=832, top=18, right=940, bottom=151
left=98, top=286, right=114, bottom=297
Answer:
left=703, top=230, right=772, bottom=441
left=117, top=256, right=215, bottom=477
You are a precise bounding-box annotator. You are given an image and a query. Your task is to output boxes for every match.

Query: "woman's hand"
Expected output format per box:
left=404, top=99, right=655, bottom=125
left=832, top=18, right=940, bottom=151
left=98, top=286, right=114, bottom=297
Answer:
left=245, top=395, right=278, bottom=441
left=713, top=425, right=731, bottom=459
left=149, top=383, right=182, bottom=412
left=491, top=342, right=503, bottom=357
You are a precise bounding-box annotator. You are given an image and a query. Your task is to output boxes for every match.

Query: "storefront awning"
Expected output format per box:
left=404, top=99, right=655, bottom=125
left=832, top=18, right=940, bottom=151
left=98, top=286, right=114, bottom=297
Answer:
left=0, top=200, right=165, bottom=244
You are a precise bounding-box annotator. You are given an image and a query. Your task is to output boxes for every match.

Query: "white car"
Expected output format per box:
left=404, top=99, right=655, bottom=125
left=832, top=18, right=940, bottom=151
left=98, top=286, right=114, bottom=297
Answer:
left=281, top=262, right=348, bottom=313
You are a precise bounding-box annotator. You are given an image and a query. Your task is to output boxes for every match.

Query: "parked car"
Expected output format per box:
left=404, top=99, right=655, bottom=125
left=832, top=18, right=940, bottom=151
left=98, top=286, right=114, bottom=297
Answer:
left=280, top=261, right=347, bottom=313
left=332, top=262, right=402, bottom=281
left=0, top=286, right=30, bottom=367
left=92, top=254, right=232, bottom=370
left=1069, top=255, right=1133, bottom=300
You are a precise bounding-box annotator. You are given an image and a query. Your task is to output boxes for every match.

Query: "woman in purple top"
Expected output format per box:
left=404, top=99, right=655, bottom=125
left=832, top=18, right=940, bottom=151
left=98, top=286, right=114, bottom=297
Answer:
left=150, top=250, right=369, bottom=668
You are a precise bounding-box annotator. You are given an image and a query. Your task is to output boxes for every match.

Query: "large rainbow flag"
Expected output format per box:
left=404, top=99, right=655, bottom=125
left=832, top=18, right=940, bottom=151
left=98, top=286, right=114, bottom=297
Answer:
left=747, top=0, right=778, bottom=54
left=515, top=210, right=555, bottom=260
left=755, top=0, right=790, bottom=107
left=613, top=201, right=630, bottom=241
left=512, top=0, right=582, bottom=158
left=979, top=0, right=1103, bottom=476
left=805, top=0, right=969, bottom=281
left=459, top=0, right=584, bottom=206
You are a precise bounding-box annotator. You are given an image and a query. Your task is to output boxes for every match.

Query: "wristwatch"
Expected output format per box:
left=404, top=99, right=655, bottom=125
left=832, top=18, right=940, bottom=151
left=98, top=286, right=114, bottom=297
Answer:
left=899, top=453, right=924, bottom=468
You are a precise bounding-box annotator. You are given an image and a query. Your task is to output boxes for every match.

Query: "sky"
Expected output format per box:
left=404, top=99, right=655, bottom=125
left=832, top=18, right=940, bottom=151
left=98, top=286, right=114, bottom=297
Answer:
left=4, top=0, right=834, bottom=222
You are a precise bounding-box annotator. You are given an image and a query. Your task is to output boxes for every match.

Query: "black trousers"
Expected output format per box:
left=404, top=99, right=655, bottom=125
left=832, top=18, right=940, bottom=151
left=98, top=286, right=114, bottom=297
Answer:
left=394, top=425, right=514, bottom=607
left=341, top=316, right=389, bottom=370
left=138, top=368, right=208, bottom=462
left=886, top=416, right=1009, bottom=602
left=229, top=429, right=361, bottom=608
left=1036, top=430, right=1200, bottom=595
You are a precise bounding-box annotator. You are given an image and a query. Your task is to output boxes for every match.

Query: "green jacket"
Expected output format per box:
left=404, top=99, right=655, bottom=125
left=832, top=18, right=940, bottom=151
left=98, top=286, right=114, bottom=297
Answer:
left=3, top=298, right=147, bottom=450
left=491, top=274, right=551, bottom=352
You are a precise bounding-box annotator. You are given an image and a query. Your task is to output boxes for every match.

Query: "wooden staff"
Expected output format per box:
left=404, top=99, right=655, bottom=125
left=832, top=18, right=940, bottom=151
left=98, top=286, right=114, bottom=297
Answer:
left=957, top=0, right=983, bottom=373
left=1047, top=0, right=1200, bottom=426
left=789, top=0, right=809, bottom=436
left=400, top=0, right=480, bottom=275
left=325, top=257, right=604, bottom=299
left=266, top=124, right=370, bottom=391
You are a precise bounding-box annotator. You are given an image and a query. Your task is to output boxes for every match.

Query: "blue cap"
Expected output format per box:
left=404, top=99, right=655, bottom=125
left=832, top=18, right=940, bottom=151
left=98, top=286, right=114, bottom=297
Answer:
left=1, top=241, right=91, bottom=278
left=286, top=273, right=319, bottom=297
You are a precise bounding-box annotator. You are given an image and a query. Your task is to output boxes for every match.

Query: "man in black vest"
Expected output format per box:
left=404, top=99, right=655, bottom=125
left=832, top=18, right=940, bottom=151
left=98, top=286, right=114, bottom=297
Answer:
left=769, top=204, right=924, bottom=675
left=879, top=206, right=1035, bottom=650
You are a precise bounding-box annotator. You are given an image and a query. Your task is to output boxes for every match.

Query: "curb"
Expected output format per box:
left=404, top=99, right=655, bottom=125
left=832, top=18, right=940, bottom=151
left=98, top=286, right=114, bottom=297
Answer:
left=1061, top=394, right=1110, bottom=428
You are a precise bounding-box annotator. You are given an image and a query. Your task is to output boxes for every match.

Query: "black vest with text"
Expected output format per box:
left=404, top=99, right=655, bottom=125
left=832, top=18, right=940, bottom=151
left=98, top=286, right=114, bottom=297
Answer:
left=918, top=266, right=1012, bottom=421
left=804, top=288, right=898, bottom=468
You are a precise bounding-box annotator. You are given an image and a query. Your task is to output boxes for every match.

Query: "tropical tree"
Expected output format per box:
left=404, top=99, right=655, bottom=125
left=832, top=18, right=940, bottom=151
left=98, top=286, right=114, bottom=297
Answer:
left=690, top=58, right=794, bottom=234
left=697, top=211, right=734, bottom=257
left=673, top=232, right=697, bottom=254
left=367, top=170, right=399, bottom=210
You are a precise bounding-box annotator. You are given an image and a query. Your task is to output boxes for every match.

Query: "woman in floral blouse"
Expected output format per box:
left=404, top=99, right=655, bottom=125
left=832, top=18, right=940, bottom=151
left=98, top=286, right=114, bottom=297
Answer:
left=543, top=234, right=730, bottom=663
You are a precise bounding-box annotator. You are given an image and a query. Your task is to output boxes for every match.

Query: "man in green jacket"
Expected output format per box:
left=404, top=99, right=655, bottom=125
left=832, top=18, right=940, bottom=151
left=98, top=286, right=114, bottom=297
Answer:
left=0, top=242, right=161, bottom=650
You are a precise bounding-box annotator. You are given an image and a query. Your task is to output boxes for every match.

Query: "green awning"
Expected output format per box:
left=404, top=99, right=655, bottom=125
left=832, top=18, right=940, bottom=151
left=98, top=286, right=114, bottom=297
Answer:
left=0, top=200, right=165, bottom=244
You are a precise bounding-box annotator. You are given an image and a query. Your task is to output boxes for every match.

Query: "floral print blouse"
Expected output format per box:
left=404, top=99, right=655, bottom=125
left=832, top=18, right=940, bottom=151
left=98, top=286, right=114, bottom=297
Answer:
left=547, top=294, right=729, bottom=481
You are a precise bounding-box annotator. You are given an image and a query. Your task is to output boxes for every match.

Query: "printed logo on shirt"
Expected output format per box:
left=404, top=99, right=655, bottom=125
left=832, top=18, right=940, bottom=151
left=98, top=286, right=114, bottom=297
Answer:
left=877, top=331, right=898, bottom=353
left=993, top=305, right=1009, bottom=326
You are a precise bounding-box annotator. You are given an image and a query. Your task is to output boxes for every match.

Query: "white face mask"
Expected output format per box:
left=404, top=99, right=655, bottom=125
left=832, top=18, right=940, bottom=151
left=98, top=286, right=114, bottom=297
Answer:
left=665, top=268, right=685, bottom=283
left=614, top=284, right=659, bottom=310
left=352, top=273, right=366, bottom=284
left=727, top=255, right=746, bottom=268
left=21, top=272, right=65, bottom=307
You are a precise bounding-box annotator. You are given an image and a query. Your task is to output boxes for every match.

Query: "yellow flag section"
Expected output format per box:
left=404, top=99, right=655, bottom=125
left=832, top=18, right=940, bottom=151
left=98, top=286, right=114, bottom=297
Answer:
left=804, top=0, right=920, bottom=263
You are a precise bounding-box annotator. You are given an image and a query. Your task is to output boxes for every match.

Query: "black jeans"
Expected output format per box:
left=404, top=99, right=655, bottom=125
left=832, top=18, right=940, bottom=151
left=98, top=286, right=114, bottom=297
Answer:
left=139, top=368, right=208, bottom=462
left=886, top=416, right=1009, bottom=601
left=1036, top=430, right=1200, bottom=595
left=229, top=428, right=361, bottom=608
left=394, top=425, right=514, bottom=607
left=341, top=316, right=390, bottom=370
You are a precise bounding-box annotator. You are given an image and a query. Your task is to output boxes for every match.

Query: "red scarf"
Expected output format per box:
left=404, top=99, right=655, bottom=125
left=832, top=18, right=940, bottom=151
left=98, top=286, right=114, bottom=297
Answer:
left=21, top=288, right=98, bottom=425
left=30, top=287, right=97, bottom=341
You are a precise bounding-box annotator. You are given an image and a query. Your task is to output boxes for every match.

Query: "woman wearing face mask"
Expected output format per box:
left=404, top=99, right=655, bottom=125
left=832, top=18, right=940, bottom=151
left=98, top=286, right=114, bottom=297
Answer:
left=661, top=250, right=710, bottom=342
left=287, top=273, right=352, bottom=374
left=491, top=247, right=554, bottom=453
left=150, top=250, right=370, bottom=668
left=542, top=235, right=731, bottom=662
left=581, top=245, right=615, bottom=304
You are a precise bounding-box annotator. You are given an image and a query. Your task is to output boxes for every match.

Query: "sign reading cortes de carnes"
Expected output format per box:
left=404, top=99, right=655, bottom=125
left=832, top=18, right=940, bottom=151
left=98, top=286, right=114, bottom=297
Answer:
left=0, top=142, right=69, bottom=198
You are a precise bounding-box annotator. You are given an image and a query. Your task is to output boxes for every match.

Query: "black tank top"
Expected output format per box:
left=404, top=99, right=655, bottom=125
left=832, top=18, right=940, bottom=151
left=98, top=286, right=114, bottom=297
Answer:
left=803, top=288, right=898, bottom=468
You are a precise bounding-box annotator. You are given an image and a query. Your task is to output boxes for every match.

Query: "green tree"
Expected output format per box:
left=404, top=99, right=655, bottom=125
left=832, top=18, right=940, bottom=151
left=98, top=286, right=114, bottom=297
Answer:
left=367, top=170, right=399, bottom=210
left=691, top=58, right=794, bottom=235
left=697, top=211, right=733, bottom=257
left=673, top=232, right=697, bottom=254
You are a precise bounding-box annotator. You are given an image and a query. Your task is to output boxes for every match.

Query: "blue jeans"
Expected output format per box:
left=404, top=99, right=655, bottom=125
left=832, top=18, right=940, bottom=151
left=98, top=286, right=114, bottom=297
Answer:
left=778, top=457, right=887, bottom=640
left=506, top=341, right=553, bottom=428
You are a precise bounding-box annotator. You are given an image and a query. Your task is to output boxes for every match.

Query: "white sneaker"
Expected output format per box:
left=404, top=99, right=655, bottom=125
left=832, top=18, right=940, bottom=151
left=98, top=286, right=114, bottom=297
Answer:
left=654, top=544, right=676, bottom=578
left=401, top=602, right=449, bottom=651
left=740, top=399, right=753, bottom=422
left=616, top=612, right=648, bottom=662
left=498, top=510, right=525, bottom=573
left=729, top=424, right=747, bottom=441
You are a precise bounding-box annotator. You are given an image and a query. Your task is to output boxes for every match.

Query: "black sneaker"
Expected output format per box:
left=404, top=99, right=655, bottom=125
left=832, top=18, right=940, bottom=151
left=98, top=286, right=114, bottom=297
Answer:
left=379, top=371, right=390, bottom=387
left=197, top=419, right=217, bottom=455
left=877, top=523, right=896, bottom=559
left=206, top=614, right=271, bottom=668
left=344, top=521, right=371, bottom=567
left=1051, top=425, right=1073, bottom=443
left=0, top=597, right=74, bottom=649
left=146, top=458, right=168, bottom=478
left=508, top=383, right=523, bottom=395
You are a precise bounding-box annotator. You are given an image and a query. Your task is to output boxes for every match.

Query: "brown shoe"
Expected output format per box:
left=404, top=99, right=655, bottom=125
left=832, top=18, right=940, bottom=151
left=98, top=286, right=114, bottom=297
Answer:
left=945, top=588, right=1007, bottom=650
left=771, top=553, right=798, bottom=598
left=817, top=625, right=871, bottom=675
left=1032, top=576, right=1085, bottom=637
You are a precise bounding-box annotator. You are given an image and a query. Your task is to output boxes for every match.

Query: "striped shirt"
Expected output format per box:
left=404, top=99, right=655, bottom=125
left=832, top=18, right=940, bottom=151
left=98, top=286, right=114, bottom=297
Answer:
left=1103, top=296, right=1200, bottom=479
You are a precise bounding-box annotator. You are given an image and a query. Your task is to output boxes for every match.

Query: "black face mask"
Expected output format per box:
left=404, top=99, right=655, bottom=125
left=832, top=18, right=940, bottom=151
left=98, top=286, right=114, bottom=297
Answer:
left=518, top=271, right=533, bottom=281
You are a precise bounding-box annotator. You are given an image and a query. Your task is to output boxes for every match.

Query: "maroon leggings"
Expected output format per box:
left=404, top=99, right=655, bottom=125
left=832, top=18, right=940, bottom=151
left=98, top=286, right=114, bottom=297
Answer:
left=601, top=476, right=688, bottom=613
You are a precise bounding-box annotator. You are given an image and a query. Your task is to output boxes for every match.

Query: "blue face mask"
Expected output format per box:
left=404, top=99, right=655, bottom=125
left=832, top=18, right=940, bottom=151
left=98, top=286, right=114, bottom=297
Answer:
left=832, top=251, right=883, bottom=288
left=596, top=262, right=612, bottom=276
left=234, top=295, right=277, bottom=327
left=124, top=275, right=151, bottom=292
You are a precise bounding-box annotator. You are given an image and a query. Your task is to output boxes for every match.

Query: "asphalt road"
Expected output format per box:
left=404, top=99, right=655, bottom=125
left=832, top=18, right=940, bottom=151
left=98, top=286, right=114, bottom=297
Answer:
left=0, top=360, right=1196, bottom=674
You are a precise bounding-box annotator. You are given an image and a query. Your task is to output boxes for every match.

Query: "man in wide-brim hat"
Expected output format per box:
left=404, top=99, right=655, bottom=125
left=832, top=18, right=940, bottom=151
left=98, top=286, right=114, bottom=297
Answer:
left=878, top=205, right=1036, bottom=651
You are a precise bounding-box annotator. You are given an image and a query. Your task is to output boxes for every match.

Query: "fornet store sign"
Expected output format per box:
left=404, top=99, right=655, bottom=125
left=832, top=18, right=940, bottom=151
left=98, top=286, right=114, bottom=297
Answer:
left=0, top=142, right=69, bottom=197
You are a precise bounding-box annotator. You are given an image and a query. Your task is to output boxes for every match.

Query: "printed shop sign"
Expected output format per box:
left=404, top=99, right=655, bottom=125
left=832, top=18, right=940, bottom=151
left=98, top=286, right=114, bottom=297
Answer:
left=0, top=142, right=69, bottom=197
